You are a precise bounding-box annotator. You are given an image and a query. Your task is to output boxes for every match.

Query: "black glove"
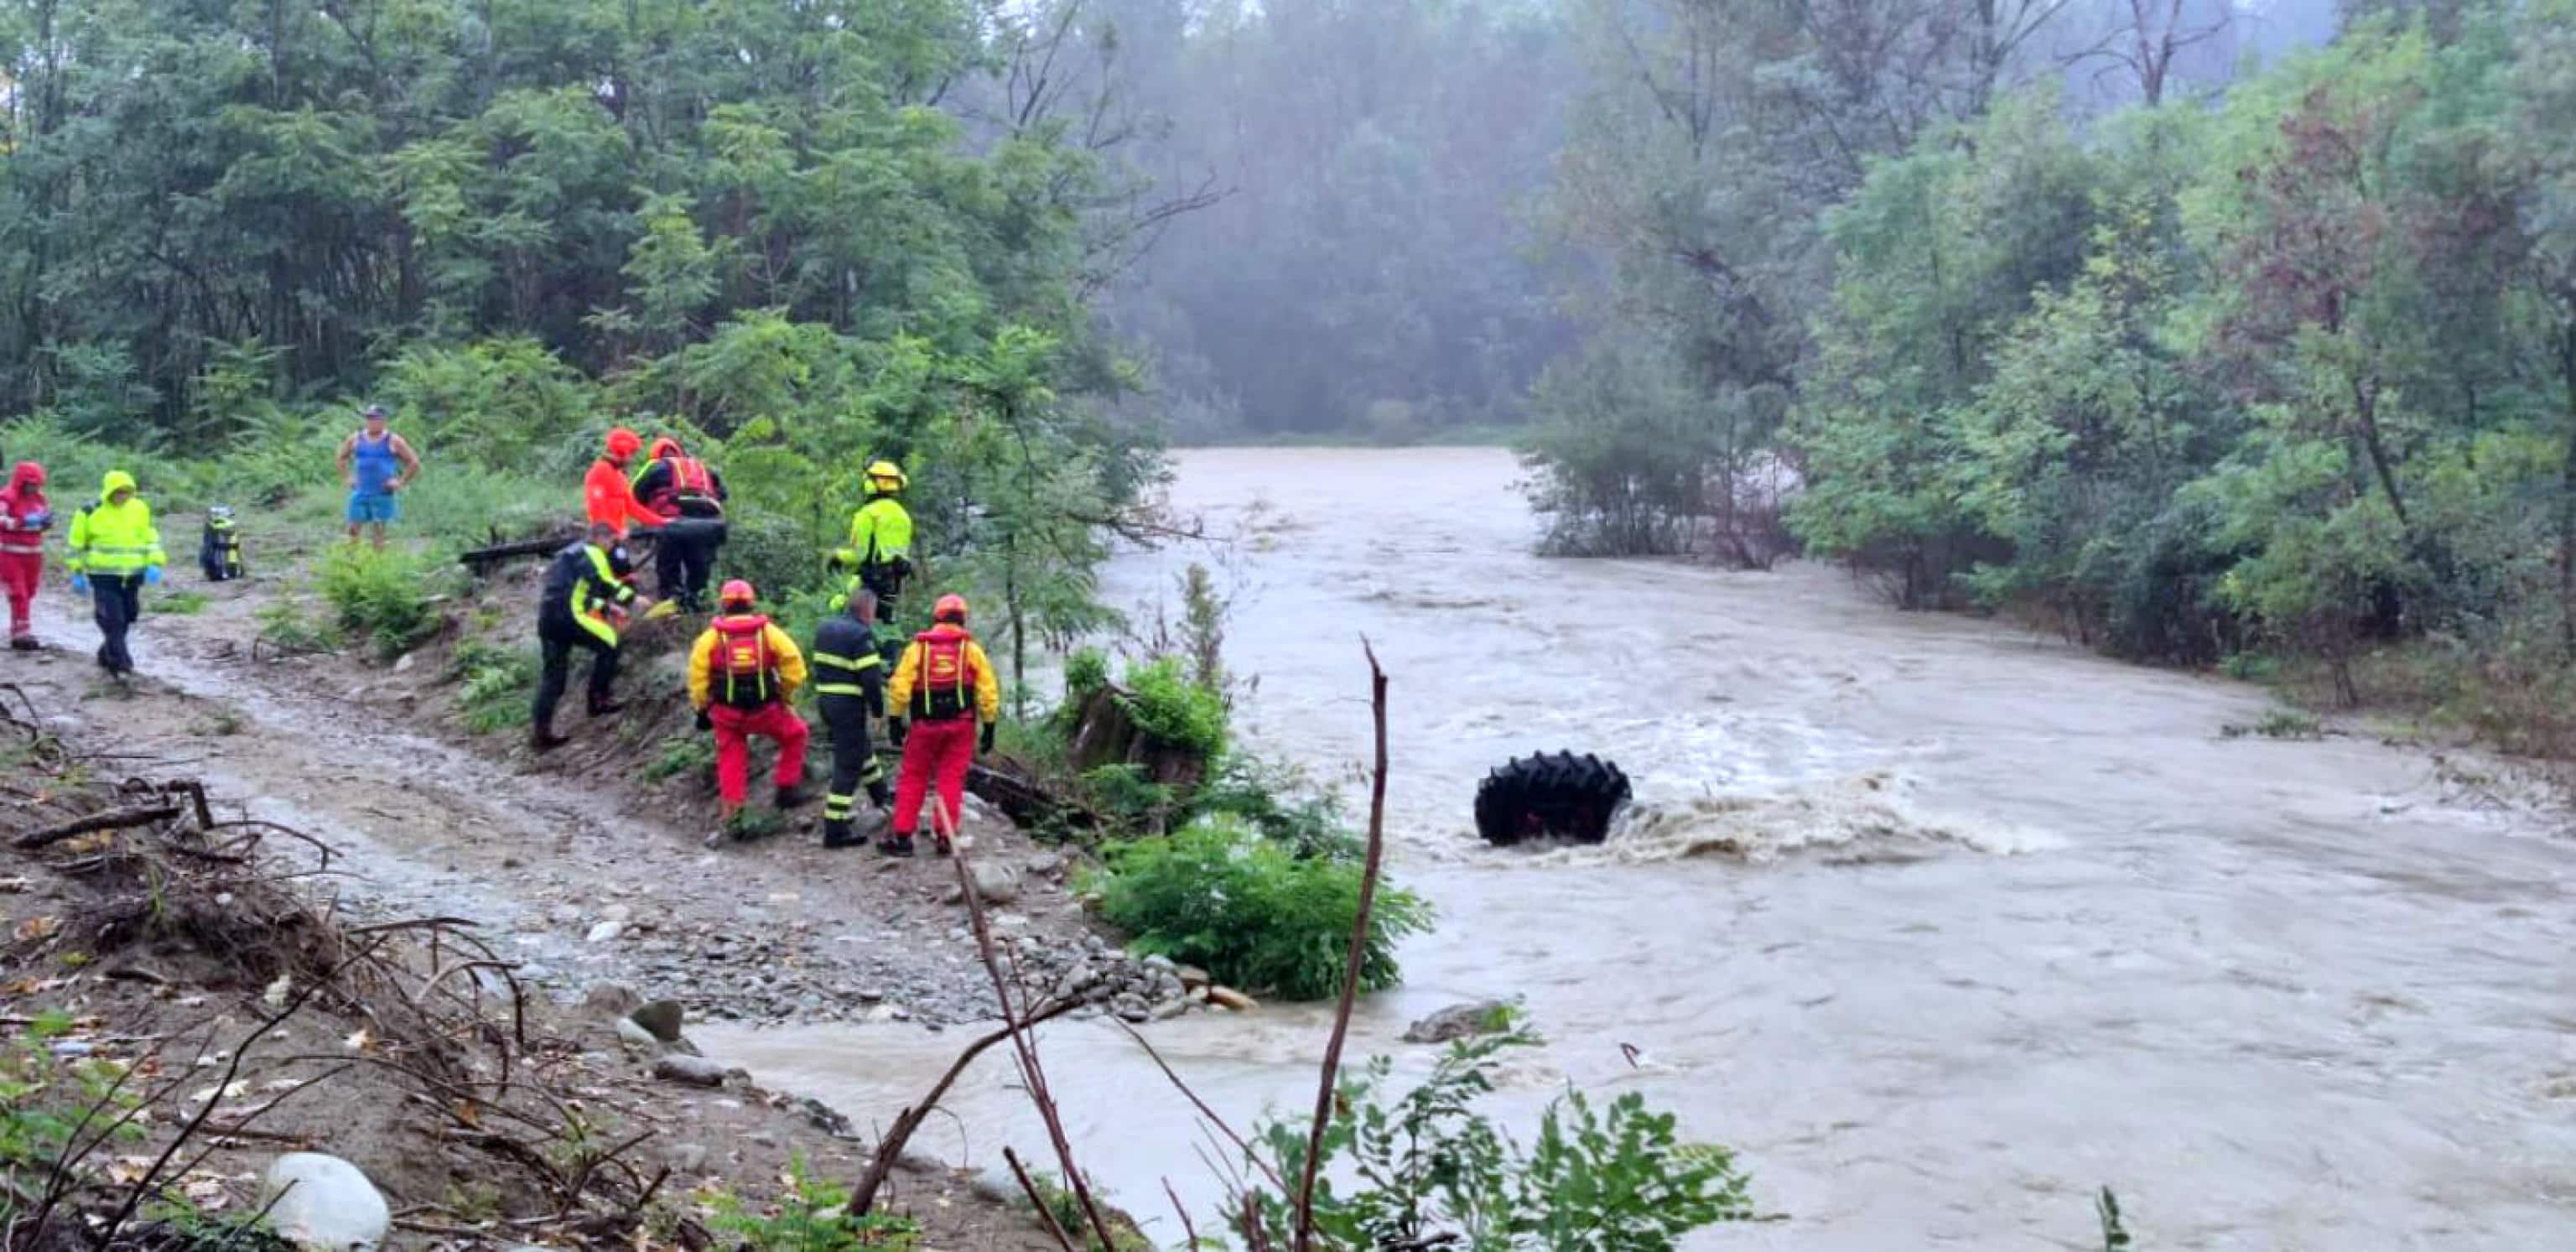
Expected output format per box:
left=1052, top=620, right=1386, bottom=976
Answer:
left=694, top=708, right=713, bottom=731
left=887, top=717, right=906, bottom=747
left=979, top=721, right=996, bottom=755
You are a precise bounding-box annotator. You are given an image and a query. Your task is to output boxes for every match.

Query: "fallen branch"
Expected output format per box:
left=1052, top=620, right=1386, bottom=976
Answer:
left=848, top=996, right=1080, bottom=1214
left=1294, top=642, right=1392, bottom=1250
left=1006, top=1146, right=1078, bottom=1251
left=13, top=803, right=179, bottom=849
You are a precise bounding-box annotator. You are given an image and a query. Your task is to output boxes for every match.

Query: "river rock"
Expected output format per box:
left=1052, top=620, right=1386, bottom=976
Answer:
left=261, top=1152, right=390, bottom=1251
left=1175, top=964, right=1211, bottom=989
left=629, top=1000, right=686, bottom=1042
left=1403, top=999, right=1517, bottom=1044
left=665, top=1142, right=709, bottom=1174
left=615, top=1017, right=661, bottom=1058
left=970, top=861, right=1021, bottom=904
left=652, top=1053, right=730, bottom=1087
left=1150, top=996, right=1191, bottom=1021
left=585, top=920, right=624, bottom=943
left=1207, top=986, right=1257, bottom=1011
left=582, top=982, right=643, bottom=1020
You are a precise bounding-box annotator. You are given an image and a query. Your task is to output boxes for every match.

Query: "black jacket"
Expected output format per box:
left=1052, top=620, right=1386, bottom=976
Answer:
left=810, top=612, right=886, bottom=717
left=538, top=540, right=637, bottom=624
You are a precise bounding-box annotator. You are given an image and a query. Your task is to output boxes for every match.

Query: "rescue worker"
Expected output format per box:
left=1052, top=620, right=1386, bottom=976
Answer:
left=882, top=593, right=1000, bottom=857
left=833, top=461, right=913, bottom=662
left=0, top=462, right=52, bottom=650
left=531, top=522, right=652, bottom=751
left=631, top=436, right=729, bottom=611
left=688, top=579, right=813, bottom=838
left=812, top=589, right=892, bottom=849
left=584, top=428, right=666, bottom=539
left=65, top=470, right=166, bottom=681
left=335, top=403, right=420, bottom=549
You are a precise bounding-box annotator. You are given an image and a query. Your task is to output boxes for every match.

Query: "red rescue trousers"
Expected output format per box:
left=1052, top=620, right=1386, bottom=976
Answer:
left=892, top=717, right=975, bottom=837
left=0, top=551, right=40, bottom=640
left=710, top=702, right=808, bottom=807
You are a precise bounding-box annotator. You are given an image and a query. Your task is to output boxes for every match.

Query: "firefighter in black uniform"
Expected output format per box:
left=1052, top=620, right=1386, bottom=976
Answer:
left=530, top=522, right=650, bottom=751
left=812, top=589, right=893, bottom=848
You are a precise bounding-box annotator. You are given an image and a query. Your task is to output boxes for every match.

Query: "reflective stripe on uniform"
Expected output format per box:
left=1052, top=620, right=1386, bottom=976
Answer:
left=812, top=651, right=880, bottom=672
left=814, top=683, right=869, bottom=697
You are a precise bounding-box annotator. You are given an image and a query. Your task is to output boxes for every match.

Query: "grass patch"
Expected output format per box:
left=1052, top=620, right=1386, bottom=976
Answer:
left=644, top=734, right=715, bottom=785
left=2222, top=708, right=2323, bottom=740
left=153, top=589, right=211, bottom=616
left=709, top=1156, right=917, bottom=1250
left=1086, top=815, right=1430, bottom=1000
left=253, top=596, right=344, bottom=657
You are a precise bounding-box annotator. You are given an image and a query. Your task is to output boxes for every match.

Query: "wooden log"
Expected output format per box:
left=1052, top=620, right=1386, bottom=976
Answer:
left=13, top=803, right=181, bottom=849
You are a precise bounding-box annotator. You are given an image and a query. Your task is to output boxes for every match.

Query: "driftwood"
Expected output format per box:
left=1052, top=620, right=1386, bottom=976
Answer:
left=13, top=803, right=180, bottom=849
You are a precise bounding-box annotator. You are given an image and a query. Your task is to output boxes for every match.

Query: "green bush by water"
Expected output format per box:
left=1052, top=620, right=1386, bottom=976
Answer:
left=1088, top=815, right=1429, bottom=1000
left=1115, top=657, right=1228, bottom=759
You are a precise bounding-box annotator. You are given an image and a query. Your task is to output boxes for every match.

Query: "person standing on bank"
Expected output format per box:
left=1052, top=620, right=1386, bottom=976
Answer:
left=65, top=470, right=165, bottom=682
left=813, top=589, right=892, bottom=849
left=0, top=462, right=53, bottom=651
left=530, top=522, right=651, bottom=751
left=688, top=579, right=813, bottom=841
left=336, top=403, right=419, bottom=549
left=881, top=593, right=1000, bottom=857
left=631, top=435, right=729, bottom=611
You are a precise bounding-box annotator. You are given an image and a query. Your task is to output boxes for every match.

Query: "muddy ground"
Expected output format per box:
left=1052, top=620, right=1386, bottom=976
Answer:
left=8, top=531, right=1145, bottom=1033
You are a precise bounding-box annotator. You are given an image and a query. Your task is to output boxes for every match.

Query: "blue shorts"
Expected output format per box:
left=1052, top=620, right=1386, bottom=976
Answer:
left=347, top=491, right=399, bottom=525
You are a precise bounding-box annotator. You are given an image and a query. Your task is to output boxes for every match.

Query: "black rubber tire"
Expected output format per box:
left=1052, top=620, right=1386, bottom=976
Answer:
left=1473, top=751, right=1632, bottom=845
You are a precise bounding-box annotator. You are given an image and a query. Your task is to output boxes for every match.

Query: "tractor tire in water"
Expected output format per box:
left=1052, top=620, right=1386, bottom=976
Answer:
left=1472, top=751, right=1632, bottom=845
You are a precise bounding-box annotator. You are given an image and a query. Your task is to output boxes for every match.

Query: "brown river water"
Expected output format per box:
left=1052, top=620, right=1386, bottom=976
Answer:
left=707, top=447, right=2576, bottom=1248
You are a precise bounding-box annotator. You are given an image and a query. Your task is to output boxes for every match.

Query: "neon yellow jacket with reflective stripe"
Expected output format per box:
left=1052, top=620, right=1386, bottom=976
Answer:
left=840, top=497, right=912, bottom=568
left=65, top=472, right=165, bottom=575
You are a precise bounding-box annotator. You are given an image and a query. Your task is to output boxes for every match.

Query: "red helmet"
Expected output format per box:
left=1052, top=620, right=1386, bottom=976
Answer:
left=933, top=594, right=969, bottom=624
left=647, top=435, right=683, bottom=460
left=719, top=579, right=756, bottom=608
left=605, top=428, right=643, bottom=459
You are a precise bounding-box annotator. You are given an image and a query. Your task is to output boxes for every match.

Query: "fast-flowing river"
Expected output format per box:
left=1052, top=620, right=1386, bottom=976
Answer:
left=709, top=447, right=2576, bottom=1248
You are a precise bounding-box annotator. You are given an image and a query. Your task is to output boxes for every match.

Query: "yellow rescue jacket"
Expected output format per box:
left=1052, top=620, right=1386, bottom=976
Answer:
left=65, top=471, right=166, bottom=576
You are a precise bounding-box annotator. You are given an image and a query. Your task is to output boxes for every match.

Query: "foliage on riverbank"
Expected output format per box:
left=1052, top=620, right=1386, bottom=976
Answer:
left=1519, top=3, right=2576, bottom=758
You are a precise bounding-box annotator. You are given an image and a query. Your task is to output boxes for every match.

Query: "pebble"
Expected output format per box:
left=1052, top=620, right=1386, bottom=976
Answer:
left=261, top=1153, right=391, bottom=1251
left=629, top=1000, right=686, bottom=1042
left=585, top=920, right=624, bottom=943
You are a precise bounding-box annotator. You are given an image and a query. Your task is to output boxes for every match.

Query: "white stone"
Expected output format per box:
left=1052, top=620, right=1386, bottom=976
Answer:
left=260, top=1153, right=390, bottom=1251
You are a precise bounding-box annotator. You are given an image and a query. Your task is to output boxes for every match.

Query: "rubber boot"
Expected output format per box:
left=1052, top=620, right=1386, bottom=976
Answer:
left=823, top=818, right=860, bottom=850
left=775, top=783, right=813, bottom=810
left=9, top=636, right=36, bottom=652
left=879, top=834, right=914, bottom=857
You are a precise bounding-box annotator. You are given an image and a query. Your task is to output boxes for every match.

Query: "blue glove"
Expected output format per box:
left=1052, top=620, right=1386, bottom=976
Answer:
left=69, top=573, right=88, bottom=595
left=143, top=566, right=163, bottom=585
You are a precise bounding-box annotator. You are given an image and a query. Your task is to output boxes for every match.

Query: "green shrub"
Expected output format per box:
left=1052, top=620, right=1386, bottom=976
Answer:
left=318, top=545, right=446, bottom=661
left=1116, top=657, right=1228, bottom=760
left=1088, top=816, right=1429, bottom=1000
left=1081, top=762, right=1180, bottom=832
left=1063, top=647, right=1110, bottom=699
left=2, top=1010, right=143, bottom=1171
left=452, top=638, right=538, bottom=734
left=1244, top=1030, right=1756, bottom=1250
left=1025, top=1171, right=1149, bottom=1251
left=1192, top=753, right=1359, bottom=860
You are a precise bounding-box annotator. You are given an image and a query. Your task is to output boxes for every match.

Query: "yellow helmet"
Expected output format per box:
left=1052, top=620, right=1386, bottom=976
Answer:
left=862, top=460, right=907, bottom=497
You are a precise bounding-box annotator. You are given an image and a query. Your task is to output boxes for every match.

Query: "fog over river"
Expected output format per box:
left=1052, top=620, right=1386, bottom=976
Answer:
left=709, top=447, right=2576, bottom=1249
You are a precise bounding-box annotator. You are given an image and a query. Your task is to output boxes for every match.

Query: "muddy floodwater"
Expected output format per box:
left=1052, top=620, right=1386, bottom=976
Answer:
left=707, top=447, right=2576, bottom=1249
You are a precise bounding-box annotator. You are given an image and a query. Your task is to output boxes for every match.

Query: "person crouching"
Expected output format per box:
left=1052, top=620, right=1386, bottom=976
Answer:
left=882, top=594, right=999, bottom=857
left=689, top=579, right=814, bottom=842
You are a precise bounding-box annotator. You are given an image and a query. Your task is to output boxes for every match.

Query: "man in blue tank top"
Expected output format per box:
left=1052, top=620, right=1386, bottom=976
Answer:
left=336, top=403, right=419, bottom=549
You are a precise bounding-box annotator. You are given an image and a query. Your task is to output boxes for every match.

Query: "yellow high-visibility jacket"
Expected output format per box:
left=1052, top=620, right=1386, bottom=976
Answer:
left=688, top=616, right=808, bottom=710
left=65, top=471, right=166, bottom=576
left=886, top=624, right=1000, bottom=723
